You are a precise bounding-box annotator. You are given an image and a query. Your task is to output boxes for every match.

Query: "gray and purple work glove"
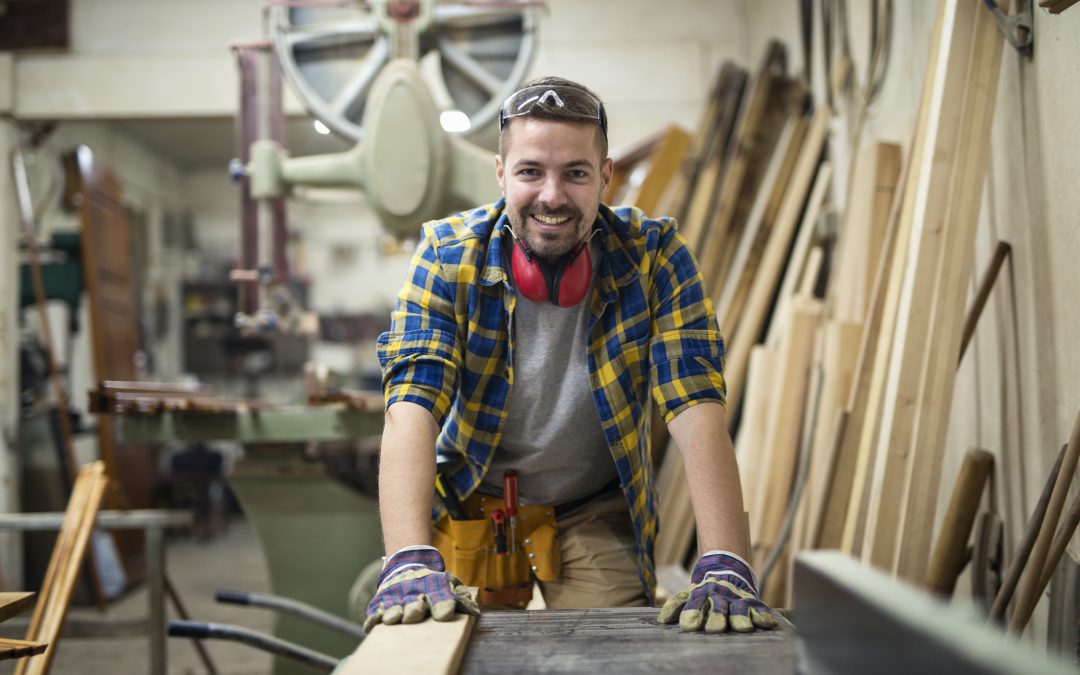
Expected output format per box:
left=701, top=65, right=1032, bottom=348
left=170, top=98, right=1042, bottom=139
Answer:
left=363, top=546, right=480, bottom=633
left=658, top=551, right=778, bottom=633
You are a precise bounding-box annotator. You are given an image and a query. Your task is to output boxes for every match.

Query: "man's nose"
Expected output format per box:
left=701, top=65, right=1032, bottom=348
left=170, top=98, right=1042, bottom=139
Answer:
left=537, top=177, right=567, bottom=206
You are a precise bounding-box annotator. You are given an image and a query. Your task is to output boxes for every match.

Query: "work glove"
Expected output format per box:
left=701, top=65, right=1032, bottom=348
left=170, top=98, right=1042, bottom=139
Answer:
left=658, top=551, right=778, bottom=634
left=363, top=546, right=480, bottom=633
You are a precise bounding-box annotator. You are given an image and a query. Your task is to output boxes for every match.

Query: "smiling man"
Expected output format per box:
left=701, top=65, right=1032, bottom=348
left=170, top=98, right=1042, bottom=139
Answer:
left=367, top=76, right=778, bottom=636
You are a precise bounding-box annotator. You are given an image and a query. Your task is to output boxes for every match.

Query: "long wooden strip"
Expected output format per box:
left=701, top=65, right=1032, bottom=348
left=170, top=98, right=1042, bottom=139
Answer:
left=715, top=115, right=808, bottom=339
left=884, top=0, right=1007, bottom=581
left=18, top=462, right=108, bottom=675
left=341, top=614, right=475, bottom=675
left=752, top=296, right=823, bottom=564
left=0, top=638, right=48, bottom=660
left=799, top=320, right=861, bottom=550
left=678, top=65, right=750, bottom=254
left=720, top=107, right=829, bottom=416
left=696, top=42, right=789, bottom=290
left=764, top=164, right=833, bottom=345
left=830, top=142, right=903, bottom=323
left=957, top=240, right=1011, bottom=362
left=840, top=0, right=954, bottom=560
left=0, top=593, right=36, bottom=623
left=1008, top=408, right=1080, bottom=634
left=622, top=126, right=692, bottom=214
left=988, top=443, right=1067, bottom=621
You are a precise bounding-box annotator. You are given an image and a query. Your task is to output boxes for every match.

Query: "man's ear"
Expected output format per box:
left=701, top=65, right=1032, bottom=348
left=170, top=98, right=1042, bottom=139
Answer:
left=601, top=156, right=614, bottom=195
left=495, top=154, right=506, bottom=195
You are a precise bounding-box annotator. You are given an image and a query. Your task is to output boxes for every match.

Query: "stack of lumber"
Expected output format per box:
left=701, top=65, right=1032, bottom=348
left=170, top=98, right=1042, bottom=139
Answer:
left=648, top=0, right=1010, bottom=609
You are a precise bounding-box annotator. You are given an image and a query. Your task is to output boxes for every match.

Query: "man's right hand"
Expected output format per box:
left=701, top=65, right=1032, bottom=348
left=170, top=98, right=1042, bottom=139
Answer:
left=363, top=546, right=480, bottom=633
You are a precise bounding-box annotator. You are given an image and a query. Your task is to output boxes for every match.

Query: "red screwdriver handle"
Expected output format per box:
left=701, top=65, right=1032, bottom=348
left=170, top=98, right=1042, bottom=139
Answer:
left=504, top=470, right=519, bottom=517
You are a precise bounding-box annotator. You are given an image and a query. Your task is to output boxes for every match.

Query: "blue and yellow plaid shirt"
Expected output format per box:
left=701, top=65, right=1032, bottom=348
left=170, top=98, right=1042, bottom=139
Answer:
left=377, top=199, right=726, bottom=601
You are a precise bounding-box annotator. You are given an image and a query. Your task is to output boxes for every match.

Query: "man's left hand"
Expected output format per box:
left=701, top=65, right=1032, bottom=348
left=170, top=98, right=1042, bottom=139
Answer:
left=658, top=551, right=778, bottom=634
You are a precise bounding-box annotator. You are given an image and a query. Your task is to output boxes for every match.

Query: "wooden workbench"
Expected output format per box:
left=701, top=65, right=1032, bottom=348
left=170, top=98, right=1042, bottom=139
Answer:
left=353, top=607, right=793, bottom=675
left=461, top=608, right=793, bottom=674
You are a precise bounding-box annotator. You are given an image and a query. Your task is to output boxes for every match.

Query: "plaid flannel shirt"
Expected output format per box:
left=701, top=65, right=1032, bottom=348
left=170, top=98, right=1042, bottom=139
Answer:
left=377, top=198, right=726, bottom=602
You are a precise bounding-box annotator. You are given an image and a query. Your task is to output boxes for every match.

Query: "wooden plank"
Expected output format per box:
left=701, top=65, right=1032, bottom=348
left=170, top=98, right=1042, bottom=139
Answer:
left=764, top=163, right=833, bottom=345
left=667, top=61, right=744, bottom=227
left=605, top=133, right=660, bottom=206
left=868, top=0, right=1006, bottom=580
left=736, top=345, right=778, bottom=510
left=459, top=608, right=793, bottom=674
left=341, top=613, right=474, bottom=675
left=751, top=297, right=822, bottom=571
left=720, top=107, right=829, bottom=417
left=798, top=321, right=862, bottom=551
left=621, top=125, right=692, bottom=214
left=0, top=593, right=35, bottom=623
left=826, top=0, right=949, bottom=556
left=714, top=115, right=808, bottom=340
left=677, top=65, right=749, bottom=253
left=695, top=41, right=790, bottom=285
left=18, top=462, right=108, bottom=675
left=0, top=638, right=47, bottom=661
left=830, top=142, right=902, bottom=323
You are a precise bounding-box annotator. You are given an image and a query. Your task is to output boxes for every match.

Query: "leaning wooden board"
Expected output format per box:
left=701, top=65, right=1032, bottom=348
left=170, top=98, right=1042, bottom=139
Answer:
left=0, top=593, right=35, bottom=623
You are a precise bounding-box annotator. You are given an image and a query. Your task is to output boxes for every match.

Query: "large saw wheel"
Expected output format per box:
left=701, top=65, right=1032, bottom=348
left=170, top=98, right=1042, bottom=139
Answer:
left=272, top=0, right=540, bottom=148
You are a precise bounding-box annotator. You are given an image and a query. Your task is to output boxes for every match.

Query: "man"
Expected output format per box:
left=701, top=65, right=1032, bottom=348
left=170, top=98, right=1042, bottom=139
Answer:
left=366, top=76, right=777, bottom=635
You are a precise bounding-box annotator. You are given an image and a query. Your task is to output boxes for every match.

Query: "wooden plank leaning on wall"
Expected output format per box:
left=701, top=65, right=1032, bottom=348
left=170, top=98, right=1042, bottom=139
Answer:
left=17, top=462, right=108, bottom=675
left=862, top=0, right=1007, bottom=582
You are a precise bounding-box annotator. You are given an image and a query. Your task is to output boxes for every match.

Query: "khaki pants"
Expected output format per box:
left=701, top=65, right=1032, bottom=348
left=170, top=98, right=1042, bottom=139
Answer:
left=536, top=491, right=648, bottom=609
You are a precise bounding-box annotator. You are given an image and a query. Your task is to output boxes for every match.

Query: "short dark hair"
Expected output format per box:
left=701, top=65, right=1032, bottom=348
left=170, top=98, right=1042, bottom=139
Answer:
left=497, top=76, right=609, bottom=160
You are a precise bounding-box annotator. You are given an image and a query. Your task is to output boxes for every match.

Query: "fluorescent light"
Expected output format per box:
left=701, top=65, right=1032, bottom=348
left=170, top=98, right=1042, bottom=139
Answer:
left=313, top=119, right=331, bottom=135
left=439, top=110, right=471, bottom=133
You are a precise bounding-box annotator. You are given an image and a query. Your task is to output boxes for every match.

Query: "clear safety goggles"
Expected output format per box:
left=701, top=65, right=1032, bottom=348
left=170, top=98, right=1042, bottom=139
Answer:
left=498, top=84, right=608, bottom=137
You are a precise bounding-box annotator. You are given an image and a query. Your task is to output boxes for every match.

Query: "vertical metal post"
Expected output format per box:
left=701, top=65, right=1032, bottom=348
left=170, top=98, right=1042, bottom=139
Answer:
left=235, top=47, right=261, bottom=315
left=268, top=48, right=290, bottom=284
left=146, top=524, right=166, bottom=675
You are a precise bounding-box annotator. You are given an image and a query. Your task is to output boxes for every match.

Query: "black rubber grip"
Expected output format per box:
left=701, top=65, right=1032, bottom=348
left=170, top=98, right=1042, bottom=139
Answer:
left=168, top=620, right=211, bottom=639
left=215, top=589, right=250, bottom=605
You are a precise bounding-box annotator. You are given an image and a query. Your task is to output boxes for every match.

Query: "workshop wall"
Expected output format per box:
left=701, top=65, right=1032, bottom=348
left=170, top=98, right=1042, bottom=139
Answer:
left=743, top=0, right=1080, bottom=651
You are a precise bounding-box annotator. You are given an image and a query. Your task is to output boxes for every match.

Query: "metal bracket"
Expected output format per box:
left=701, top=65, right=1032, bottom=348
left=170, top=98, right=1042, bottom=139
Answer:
left=985, top=0, right=1034, bottom=56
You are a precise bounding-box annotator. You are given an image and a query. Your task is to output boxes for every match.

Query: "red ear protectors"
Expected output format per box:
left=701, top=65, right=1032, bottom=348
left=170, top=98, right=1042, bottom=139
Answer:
left=508, top=234, right=593, bottom=307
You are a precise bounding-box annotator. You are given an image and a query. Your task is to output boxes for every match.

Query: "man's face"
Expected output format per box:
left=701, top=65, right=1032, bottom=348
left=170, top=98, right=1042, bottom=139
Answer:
left=496, top=117, right=612, bottom=259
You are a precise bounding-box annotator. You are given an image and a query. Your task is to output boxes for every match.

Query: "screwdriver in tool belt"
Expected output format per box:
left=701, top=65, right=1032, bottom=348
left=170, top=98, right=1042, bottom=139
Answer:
left=503, top=470, right=519, bottom=554
left=492, top=509, right=508, bottom=555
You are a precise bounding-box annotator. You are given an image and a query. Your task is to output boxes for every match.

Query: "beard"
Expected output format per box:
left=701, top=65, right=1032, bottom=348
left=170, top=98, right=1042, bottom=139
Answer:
left=507, top=202, right=590, bottom=259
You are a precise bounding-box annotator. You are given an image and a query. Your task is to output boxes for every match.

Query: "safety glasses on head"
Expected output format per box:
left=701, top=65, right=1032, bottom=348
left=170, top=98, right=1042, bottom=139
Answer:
left=498, top=84, right=608, bottom=137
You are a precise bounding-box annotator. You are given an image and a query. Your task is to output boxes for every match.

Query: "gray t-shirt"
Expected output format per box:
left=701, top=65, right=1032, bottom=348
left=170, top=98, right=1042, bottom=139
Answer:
left=481, top=246, right=617, bottom=505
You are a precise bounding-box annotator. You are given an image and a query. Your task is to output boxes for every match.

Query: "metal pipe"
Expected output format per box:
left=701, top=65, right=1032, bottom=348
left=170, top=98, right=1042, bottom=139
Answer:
left=168, top=620, right=338, bottom=672
left=215, top=589, right=366, bottom=639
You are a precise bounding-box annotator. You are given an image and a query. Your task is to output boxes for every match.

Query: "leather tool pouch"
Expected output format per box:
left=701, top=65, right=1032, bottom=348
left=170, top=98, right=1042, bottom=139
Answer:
left=433, top=494, right=561, bottom=607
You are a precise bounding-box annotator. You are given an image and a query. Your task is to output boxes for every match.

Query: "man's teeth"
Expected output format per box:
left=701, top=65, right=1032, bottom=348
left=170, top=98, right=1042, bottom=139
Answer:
left=533, top=214, right=568, bottom=225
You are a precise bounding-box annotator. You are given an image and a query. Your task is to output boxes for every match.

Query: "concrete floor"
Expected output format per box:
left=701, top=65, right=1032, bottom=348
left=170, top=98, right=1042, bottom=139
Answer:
left=2, top=519, right=279, bottom=675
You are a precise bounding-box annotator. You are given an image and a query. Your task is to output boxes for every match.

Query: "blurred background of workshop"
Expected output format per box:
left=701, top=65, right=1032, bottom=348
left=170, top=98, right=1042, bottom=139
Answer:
left=0, top=1, right=1079, bottom=674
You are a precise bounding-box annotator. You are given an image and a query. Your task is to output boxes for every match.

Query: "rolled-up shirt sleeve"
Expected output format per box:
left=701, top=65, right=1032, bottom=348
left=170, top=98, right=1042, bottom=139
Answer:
left=376, top=234, right=461, bottom=424
left=647, top=220, right=726, bottom=423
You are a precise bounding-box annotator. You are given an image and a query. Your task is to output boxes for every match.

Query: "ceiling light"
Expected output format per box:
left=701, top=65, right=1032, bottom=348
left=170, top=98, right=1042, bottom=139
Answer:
left=313, top=119, right=331, bottom=135
left=439, top=110, right=471, bottom=133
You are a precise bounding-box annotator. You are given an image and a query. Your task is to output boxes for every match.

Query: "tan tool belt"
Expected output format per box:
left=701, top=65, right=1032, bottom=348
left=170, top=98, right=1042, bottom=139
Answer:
left=432, top=493, right=561, bottom=608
